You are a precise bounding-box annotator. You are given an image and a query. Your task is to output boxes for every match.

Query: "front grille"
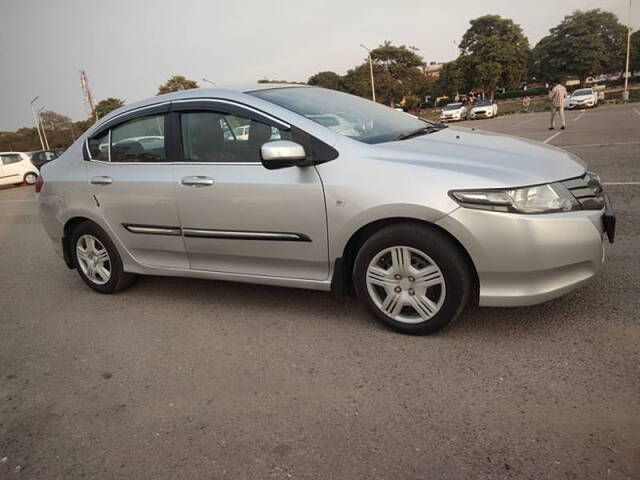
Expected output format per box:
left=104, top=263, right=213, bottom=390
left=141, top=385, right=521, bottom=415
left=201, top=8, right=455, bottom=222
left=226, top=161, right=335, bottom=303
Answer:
left=562, top=175, right=605, bottom=210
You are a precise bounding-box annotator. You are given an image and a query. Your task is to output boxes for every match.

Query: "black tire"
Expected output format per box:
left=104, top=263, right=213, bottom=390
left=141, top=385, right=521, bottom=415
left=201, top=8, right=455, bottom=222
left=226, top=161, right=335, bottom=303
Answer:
left=70, top=221, right=136, bottom=294
left=353, top=223, right=471, bottom=335
left=24, top=172, right=38, bottom=185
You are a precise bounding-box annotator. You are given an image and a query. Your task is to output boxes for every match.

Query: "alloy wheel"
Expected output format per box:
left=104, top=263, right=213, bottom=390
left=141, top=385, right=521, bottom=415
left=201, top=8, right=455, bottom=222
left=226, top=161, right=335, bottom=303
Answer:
left=365, top=246, right=446, bottom=324
left=76, top=234, right=111, bottom=285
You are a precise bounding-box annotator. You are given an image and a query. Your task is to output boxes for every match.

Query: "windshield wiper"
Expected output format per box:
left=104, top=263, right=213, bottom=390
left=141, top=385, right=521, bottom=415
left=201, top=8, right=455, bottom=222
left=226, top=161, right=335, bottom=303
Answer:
left=397, top=122, right=447, bottom=141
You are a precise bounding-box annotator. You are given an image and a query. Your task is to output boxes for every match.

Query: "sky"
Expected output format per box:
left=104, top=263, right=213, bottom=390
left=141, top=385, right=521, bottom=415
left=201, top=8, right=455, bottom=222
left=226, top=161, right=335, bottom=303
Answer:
left=0, top=0, right=636, bottom=131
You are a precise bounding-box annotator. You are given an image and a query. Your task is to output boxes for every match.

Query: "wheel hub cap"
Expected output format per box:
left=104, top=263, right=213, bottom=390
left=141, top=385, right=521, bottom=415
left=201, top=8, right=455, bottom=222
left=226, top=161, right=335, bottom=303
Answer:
left=76, top=234, right=111, bottom=285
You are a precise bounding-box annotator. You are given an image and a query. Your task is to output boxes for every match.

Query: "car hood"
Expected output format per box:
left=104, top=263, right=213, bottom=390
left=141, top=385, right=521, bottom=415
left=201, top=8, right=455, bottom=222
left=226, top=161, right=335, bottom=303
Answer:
left=471, top=106, right=490, bottom=111
left=372, top=126, right=586, bottom=188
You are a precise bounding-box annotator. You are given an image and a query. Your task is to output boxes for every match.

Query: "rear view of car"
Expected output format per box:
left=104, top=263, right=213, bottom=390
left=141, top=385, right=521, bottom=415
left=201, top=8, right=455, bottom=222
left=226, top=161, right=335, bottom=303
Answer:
left=0, top=152, right=39, bottom=187
left=27, top=149, right=65, bottom=170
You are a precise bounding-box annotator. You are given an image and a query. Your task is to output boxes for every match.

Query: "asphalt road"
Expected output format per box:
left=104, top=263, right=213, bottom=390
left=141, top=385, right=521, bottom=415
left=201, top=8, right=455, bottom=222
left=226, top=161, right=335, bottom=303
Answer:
left=1, top=103, right=639, bottom=479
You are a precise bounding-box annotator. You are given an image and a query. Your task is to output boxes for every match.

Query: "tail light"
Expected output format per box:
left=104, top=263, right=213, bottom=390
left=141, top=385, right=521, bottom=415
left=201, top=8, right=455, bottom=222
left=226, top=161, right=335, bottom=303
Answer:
left=35, top=174, right=44, bottom=193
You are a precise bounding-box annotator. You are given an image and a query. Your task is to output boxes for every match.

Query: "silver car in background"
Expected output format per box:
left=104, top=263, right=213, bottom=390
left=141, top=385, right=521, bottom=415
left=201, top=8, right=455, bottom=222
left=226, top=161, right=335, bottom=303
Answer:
left=37, top=85, right=615, bottom=335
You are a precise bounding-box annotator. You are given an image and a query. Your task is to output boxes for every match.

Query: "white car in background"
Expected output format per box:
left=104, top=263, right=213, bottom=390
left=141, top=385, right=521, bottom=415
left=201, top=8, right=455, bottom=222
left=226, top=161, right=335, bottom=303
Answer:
left=469, top=99, right=498, bottom=119
left=565, top=88, right=598, bottom=109
left=440, top=103, right=469, bottom=122
left=0, top=152, right=39, bottom=187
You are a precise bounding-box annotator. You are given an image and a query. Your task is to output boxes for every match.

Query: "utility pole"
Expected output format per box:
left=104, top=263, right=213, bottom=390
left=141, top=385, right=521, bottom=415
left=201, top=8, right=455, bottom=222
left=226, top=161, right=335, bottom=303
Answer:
left=360, top=44, right=376, bottom=102
left=622, top=0, right=633, bottom=101
left=29, top=96, right=45, bottom=150
left=37, top=106, right=50, bottom=150
left=80, top=70, right=98, bottom=121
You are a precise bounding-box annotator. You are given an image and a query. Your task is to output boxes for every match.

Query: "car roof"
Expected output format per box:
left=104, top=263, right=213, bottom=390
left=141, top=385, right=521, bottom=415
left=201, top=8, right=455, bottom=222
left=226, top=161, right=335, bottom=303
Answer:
left=95, top=84, right=310, bottom=128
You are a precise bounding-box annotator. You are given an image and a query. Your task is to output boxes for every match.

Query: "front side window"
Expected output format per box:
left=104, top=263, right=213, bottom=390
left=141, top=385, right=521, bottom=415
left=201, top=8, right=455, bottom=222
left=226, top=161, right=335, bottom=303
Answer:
left=181, top=111, right=290, bottom=163
left=110, top=115, right=166, bottom=163
left=1, top=154, right=23, bottom=165
left=251, top=87, right=430, bottom=144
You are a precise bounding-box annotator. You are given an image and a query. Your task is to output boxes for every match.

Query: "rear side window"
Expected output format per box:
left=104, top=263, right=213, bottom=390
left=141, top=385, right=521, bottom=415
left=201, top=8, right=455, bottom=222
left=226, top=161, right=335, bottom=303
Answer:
left=88, top=132, right=109, bottom=161
left=87, top=114, right=166, bottom=163
left=1, top=154, right=23, bottom=165
left=111, top=115, right=166, bottom=163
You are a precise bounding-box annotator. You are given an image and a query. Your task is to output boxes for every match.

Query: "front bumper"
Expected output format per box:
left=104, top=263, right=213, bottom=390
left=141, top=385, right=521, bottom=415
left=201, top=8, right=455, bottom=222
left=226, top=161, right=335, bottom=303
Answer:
left=437, top=207, right=612, bottom=307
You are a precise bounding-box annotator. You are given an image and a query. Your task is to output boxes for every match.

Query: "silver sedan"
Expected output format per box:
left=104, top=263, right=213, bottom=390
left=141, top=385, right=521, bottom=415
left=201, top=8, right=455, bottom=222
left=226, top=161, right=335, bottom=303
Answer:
left=37, top=85, right=615, bottom=335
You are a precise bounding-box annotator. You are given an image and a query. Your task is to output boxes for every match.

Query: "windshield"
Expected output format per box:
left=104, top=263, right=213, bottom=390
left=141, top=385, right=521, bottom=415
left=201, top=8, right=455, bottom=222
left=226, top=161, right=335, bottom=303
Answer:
left=474, top=100, right=491, bottom=106
left=443, top=103, right=463, bottom=111
left=573, top=89, right=592, bottom=96
left=249, top=87, right=430, bottom=144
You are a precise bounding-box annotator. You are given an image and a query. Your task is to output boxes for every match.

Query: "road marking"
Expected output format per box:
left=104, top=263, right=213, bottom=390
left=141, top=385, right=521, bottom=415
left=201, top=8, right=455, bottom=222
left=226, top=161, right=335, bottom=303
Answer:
left=511, top=117, right=537, bottom=128
left=560, top=141, right=640, bottom=148
left=604, top=182, right=640, bottom=185
left=633, top=108, right=640, bottom=117
left=543, top=131, right=563, bottom=144
left=573, top=111, right=587, bottom=122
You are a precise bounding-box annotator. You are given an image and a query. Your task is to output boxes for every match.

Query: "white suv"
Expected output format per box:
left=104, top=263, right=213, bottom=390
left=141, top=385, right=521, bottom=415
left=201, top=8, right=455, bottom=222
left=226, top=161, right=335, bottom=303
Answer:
left=0, top=152, right=39, bottom=187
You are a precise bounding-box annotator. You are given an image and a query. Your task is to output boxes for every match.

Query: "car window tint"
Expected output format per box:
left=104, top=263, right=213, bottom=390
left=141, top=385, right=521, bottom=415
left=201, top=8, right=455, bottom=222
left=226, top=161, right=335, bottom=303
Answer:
left=181, top=112, right=290, bottom=163
left=1, top=154, right=23, bottom=165
left=110, top=115, right=166, bottom=163
left=88, top=131, right=109, bottom=161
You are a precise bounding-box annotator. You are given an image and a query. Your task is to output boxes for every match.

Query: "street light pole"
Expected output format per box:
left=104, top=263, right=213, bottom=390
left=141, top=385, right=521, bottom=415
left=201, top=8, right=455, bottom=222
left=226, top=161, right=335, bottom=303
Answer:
left=38, top=107, right=50, bottom=150
left=29, top=97, right=45, bottom=150
left=360, top=44, right=376, bottom=102
left=622, top=0, right=632, bottom=101
left=201, top=78, right=216, bottom=87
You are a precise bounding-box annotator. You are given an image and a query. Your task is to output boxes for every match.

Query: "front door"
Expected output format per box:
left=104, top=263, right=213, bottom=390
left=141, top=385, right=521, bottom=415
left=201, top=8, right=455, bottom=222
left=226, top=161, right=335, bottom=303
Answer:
left=172, top=106, right=328, bottom=280
left=84, top=109, right=187, bottom=269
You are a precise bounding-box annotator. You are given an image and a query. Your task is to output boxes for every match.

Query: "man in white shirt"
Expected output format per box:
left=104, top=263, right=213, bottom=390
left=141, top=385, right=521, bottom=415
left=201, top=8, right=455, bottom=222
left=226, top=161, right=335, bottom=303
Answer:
left=549, top=79, right=568, bottom=130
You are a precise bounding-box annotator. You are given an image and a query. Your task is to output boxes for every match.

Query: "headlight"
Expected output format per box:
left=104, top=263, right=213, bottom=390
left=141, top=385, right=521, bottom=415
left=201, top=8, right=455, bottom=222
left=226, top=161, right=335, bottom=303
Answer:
left=450, top=183, right=580, bottom=214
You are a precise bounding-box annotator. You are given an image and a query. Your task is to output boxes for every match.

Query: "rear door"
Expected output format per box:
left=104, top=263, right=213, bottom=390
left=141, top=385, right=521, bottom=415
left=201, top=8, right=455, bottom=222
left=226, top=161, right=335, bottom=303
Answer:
left=172, top=100, right=329, bottom=280
left=83, top=105, right=187, bottom=269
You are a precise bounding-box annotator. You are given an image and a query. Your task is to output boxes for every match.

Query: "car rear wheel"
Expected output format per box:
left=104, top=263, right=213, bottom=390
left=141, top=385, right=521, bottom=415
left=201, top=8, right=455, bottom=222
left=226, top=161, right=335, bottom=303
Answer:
left=24, top=172, right=37, bottom=185
left=71, top=222, right=136, bottom=294
left=353, top=223, right=471, bottom=335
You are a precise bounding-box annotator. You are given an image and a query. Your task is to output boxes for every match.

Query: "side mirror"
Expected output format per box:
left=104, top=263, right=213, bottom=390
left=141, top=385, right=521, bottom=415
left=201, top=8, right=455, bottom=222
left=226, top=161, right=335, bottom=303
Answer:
left=260, top=141, right=306, bottom=170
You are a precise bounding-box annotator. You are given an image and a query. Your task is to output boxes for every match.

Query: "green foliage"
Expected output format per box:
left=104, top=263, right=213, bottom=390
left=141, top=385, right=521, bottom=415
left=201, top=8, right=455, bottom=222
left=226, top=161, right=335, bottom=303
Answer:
left=631, top=30, right=640, bottom=74
left=433, top=60, right=465, bottom=99
left=95, top=97, right=124, bottom=119
left=532, top=9, right=627, bottom=85
left=494, top=86, right=547, bottom=100
left=457, top=14, right=530, bottom=98
left=307, top=71, right=343, bottom=90
left=157, top=75, right=198, bottom=95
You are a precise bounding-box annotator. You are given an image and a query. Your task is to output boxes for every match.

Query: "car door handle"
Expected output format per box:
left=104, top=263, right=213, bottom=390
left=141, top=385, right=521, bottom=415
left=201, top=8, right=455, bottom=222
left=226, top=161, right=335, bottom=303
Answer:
left=90, top=176, right=113, bottom=185
left=180, top=176, right=214, bottom=187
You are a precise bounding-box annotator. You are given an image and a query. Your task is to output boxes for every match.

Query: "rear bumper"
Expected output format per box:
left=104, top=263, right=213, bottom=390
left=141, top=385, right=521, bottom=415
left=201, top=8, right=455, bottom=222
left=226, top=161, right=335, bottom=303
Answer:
left=437, top=207, right=607, bottom=307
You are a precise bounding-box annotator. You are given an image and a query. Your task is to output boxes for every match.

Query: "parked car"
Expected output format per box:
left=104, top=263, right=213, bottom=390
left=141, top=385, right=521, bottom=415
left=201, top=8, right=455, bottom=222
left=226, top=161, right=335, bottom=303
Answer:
left=37, top=85, right=615, bottom=335
left=469, top=99, right=498, bottom=119
left=440, top=102, right=469, bottom=122
left=27, top=149, right=65, bottom=170
left=565, top=88, right=598, bottom=109
left=1, top=152, right=39, bottom=187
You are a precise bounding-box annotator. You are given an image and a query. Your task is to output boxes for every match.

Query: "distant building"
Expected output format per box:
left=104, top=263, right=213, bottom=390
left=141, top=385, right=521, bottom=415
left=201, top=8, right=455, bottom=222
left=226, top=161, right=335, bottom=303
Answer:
left=423, top=62, right=443, bottom=80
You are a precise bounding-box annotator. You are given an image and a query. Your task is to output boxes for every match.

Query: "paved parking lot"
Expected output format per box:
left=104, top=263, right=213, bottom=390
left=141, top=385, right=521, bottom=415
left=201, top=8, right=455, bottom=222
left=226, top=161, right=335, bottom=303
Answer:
left=1, top=103, right=639, bottom=479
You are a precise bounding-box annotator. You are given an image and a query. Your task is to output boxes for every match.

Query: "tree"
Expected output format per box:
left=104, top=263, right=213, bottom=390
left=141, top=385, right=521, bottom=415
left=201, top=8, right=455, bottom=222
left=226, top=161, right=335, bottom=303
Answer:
left=631, top=30, right=640, bottom=74
left=95, top=97, right=124, bottom=119
left=307, top=71, right=343, bottom=90
left=458, top=15, right=530, bottom=98
left=532, top=9, right=627, bottom=86
left=157, top=75, right=198, bottom=95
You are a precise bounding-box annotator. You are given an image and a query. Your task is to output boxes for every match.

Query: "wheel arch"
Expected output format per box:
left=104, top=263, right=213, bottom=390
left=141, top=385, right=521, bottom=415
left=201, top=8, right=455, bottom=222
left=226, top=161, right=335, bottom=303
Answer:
left=333, top=217, right=479, bottom=305
left=62, top=216, right=97, bottom=268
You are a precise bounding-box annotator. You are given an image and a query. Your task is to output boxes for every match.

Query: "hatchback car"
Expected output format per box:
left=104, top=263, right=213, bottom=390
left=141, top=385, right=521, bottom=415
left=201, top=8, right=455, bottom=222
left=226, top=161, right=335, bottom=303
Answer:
left=1, top=152, right=39, bottom=187
left=37, top=85, right=615, bottom=335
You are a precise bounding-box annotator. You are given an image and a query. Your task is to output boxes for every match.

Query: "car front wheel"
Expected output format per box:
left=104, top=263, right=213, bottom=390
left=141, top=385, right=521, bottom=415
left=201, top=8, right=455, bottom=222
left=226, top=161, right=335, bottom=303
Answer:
left=71, top=222, right=136, bottom=294
left=353, top=223, right=471, bottom=335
